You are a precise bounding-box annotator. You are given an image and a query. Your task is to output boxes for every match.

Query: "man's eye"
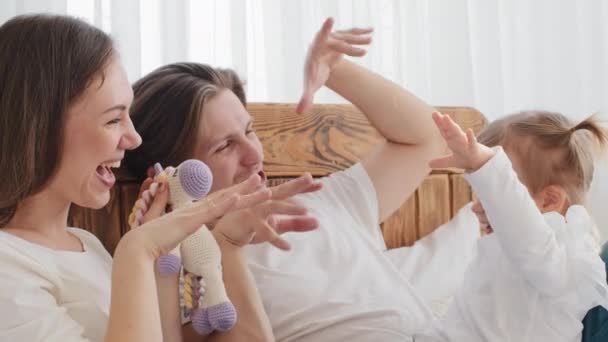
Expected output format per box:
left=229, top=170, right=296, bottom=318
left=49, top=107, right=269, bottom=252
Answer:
left=216, top=141, right=231, bottom=153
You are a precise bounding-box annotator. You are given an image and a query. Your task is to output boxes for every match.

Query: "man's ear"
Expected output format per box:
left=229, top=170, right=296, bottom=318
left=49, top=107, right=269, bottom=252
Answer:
left=536, top=185, right=569, bottom=214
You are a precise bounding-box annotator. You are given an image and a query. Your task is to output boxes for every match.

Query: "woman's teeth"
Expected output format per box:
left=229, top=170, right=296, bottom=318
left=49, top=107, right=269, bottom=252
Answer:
left=101, top=161, right=121, bottom=168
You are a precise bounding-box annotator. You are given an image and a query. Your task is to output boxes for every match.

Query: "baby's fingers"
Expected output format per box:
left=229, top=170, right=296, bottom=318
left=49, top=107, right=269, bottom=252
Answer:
left=432, top=111, right=452, bottom=138
left=466, top=128, right=479, bottom=150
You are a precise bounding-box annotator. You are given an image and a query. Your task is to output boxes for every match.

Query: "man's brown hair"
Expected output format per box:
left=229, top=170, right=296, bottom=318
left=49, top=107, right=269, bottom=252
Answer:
left=124, top=62, right=246, bottom=179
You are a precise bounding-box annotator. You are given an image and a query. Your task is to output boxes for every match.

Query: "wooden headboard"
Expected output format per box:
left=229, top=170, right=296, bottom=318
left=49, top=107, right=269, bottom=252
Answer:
left=68, top=104, right=487, bottom=254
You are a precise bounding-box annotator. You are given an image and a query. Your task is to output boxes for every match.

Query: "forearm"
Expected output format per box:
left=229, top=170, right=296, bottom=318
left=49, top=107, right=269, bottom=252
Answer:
left=206, top=233, right=274, bottom=342
left=156, top=268, right=183, bottom=342
left=105, top=240, right=162, bottom=342
left=326, top=59, right=439, bottom=146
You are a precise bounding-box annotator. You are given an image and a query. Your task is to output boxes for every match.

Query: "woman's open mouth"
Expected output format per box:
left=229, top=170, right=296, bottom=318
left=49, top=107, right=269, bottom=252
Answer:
left=96, top=161, right=121, bottom=187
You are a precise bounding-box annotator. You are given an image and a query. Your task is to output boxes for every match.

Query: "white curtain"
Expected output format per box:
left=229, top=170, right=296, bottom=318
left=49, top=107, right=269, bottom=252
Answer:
left=1, top=0, right=607, bottom=240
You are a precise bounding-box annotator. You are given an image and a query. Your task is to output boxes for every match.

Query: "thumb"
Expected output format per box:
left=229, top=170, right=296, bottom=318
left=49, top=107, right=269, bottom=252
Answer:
left=141, top=182, right=170, bottom=224
left=137, top=177, right=154, bottom=198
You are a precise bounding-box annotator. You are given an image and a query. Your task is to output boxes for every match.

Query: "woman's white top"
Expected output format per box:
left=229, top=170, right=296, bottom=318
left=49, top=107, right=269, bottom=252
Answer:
left=0, top=228, right=112, bottom=342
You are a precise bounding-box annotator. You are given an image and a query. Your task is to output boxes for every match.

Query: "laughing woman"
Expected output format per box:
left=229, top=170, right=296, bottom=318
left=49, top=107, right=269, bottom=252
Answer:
left=0, top=14, right=317, bottom=342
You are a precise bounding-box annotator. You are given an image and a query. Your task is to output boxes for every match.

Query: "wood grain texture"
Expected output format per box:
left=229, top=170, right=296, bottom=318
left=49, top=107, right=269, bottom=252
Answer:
left=417, top=174, right=451, bottom=239
left=382, top=194, right=418, bottom=248
left=450, top=173, right=473, bottom=215
left=249, top=104, right=486, bottom=177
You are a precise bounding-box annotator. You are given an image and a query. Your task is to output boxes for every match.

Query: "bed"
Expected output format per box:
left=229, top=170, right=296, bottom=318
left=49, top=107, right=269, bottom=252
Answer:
left=68, top=103, right=487, bottom=255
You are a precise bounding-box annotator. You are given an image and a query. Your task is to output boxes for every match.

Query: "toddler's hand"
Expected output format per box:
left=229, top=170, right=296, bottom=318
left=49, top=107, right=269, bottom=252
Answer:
left=429, top=112, right=494, bottom=172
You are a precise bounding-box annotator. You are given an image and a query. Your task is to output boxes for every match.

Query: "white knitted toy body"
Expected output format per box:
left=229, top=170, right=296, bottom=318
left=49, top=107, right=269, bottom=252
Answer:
left=129, top=160, right=236, bottom=335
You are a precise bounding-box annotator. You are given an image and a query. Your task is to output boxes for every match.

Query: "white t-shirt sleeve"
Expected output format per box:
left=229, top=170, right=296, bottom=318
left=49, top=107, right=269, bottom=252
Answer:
left=465, top=147, right=577, bottom=296
left=0, top=253, right=90, bottom=341
left=311, top=162, right=383, bottom=248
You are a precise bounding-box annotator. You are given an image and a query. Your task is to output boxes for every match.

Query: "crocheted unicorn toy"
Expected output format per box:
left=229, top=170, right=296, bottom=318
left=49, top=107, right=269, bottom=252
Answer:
left=128, top=159, right=236, bottom=335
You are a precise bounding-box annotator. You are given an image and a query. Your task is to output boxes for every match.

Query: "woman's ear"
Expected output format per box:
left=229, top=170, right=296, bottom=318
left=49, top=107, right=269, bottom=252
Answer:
left=536, top=185, right=569, bottom=214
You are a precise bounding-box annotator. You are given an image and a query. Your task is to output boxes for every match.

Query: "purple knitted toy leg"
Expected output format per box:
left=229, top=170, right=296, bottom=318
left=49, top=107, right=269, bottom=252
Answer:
left=192, top=309, right=212, bottom=336
left=208, top=303, right=237, bottom=331
left=157, top=254, right=181, bottom=275
left=192, top=302, right=237, bottom=335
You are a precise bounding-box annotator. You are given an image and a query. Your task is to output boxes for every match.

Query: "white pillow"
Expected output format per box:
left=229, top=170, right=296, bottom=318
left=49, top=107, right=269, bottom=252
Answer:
left=385, top=202, right=480, bottom=318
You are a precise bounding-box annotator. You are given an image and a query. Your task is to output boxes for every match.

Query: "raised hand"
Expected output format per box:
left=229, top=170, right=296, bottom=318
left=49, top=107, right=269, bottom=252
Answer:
left=429, top=112, right=495, bottom=172
left=130, top=173, right=269, bottom=228
left=296, top=17, right=373, bottom=114
left=213, top=173, right=322, bottom=251
left=120, top=187, right=240, bottom=260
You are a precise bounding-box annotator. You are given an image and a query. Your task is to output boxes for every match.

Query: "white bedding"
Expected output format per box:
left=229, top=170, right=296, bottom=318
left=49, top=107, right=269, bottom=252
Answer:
left=385, top=203, right=481, bottom=317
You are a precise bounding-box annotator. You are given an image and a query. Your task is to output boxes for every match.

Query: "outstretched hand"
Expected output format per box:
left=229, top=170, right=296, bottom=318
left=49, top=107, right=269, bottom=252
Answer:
left=429, top=112, right=495, bottom=172
left=130, top=170, right=323, bottom=252
left=213, top=173, right=322, bottom=251
left=296, top=17, right=373, bottom=114
left=124, top=173, right=271, bottom=259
